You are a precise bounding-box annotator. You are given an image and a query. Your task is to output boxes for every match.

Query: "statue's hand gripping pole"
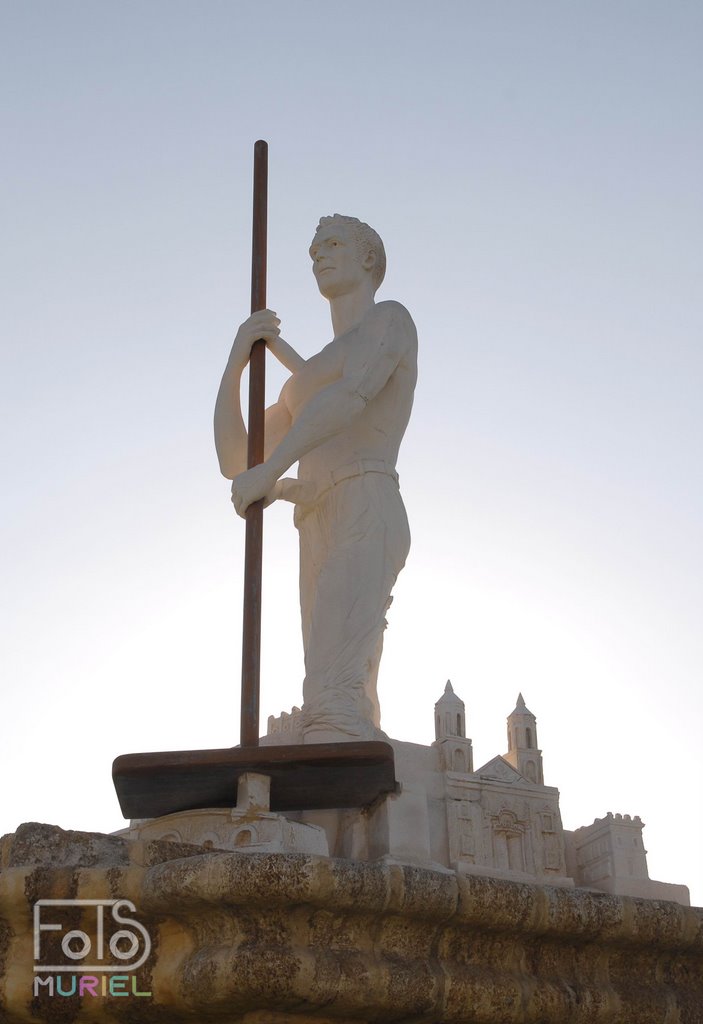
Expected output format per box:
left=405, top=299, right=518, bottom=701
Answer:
left=240, top=139, right=268, bottom=747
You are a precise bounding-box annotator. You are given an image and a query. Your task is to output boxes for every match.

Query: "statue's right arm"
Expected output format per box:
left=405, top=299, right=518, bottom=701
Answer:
left=214, top=310, right=294, bottom=479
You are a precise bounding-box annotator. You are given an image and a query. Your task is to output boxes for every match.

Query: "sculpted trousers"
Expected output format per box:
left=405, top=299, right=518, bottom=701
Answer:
left=296, top=471, right=410, bottom=742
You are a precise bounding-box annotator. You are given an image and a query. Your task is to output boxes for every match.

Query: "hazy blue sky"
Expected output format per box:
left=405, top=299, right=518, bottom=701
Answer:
left=2, top=2, right=701, bottom=903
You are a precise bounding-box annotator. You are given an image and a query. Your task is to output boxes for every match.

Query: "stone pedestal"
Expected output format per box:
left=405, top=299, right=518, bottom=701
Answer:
left=1, top=822, right=702, bottom=1023
left=120, top=772, right=329, bottom=856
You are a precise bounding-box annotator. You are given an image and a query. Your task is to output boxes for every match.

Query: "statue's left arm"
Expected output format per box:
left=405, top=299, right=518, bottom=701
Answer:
left=215, top=310, right=303, bottom=479
left=230, top=302, right=416, bottom=517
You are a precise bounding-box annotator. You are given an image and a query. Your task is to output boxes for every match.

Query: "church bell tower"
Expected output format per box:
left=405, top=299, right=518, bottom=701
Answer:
left=504, top=693, right=544, bottom=784
left=434, top=680, right=474, bottom=774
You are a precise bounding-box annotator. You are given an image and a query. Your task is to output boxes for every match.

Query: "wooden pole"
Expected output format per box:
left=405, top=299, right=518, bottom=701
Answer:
left=240, top=139, right=268, bottom=747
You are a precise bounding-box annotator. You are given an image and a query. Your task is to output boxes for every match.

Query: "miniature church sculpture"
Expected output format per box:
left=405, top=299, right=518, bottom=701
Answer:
left=252, top=681, right=691, bottom=904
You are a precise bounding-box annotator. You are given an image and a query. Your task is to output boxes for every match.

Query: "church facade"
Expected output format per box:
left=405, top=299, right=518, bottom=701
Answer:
left=430, top=682, right=688, bottom=903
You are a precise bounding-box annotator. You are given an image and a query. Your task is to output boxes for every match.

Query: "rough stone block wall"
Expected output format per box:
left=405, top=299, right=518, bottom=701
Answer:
left=1, top=823, right=701, bottom=1023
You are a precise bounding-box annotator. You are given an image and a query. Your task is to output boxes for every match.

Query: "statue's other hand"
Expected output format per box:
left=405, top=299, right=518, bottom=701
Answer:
left=230, top=309, right=281, bottom=370
left=231, top=463, right=279, bottom=517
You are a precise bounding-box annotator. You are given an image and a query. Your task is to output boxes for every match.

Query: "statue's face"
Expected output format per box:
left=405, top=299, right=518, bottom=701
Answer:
left=309, top=223, right=373, bottom=299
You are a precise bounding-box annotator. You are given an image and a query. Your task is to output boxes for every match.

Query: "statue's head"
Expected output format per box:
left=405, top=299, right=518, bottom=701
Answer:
left=310, top=215, right=386, bottom=294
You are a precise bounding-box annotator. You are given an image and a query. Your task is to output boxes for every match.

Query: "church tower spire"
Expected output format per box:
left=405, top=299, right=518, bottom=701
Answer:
left=504, top=693, right=544, bottom=784
left=435, top=680, right=465, bottom=739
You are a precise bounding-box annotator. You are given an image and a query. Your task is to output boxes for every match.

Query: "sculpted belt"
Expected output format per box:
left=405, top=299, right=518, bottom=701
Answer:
left=327, top=458, right=399, bottom=489
left=284, top=459, right=399, bottom=525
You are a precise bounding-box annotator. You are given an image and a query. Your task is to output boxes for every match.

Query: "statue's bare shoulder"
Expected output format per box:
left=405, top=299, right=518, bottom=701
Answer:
left=366, top=302, right=416, bottom=365
left=365, top=299, right=417, bottom=344
left=341, top=300, right=417, bottom=398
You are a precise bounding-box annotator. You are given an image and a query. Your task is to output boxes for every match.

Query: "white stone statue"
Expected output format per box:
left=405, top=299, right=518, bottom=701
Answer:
left=215, top=215, right=418, bottom=743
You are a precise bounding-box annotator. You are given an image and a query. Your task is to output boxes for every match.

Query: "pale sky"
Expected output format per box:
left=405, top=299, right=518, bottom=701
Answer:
left=2, top=2, right=701, bottom=905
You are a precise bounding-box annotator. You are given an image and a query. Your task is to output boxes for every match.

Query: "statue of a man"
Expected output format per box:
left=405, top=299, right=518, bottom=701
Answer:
left=215, top=215, right=417, bottom=743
